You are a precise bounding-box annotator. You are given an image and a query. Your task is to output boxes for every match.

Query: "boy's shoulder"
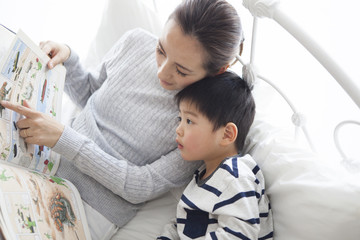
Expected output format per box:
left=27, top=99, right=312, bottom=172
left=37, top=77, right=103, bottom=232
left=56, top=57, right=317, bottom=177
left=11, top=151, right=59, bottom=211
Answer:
left=220, top=154, right=265, bottom=185
left=221, top=154, right=258, bottom=175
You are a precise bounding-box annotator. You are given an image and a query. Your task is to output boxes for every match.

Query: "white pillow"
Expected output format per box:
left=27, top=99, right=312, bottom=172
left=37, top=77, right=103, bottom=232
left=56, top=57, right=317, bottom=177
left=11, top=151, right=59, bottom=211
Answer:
left=84, top=0, right=163, bottom=68
left=244, top=118, right=360, bottom=240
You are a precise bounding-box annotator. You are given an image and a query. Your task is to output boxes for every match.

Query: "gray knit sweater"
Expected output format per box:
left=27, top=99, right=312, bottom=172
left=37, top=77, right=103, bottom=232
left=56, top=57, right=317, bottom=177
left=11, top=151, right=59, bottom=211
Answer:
left=53, top=28, right=200, bottom=227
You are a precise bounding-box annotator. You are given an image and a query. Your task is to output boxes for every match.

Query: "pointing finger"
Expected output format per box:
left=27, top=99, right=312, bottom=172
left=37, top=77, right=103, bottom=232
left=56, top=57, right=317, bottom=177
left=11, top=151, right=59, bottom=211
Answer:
left=0, top=101, right=37, bottom=119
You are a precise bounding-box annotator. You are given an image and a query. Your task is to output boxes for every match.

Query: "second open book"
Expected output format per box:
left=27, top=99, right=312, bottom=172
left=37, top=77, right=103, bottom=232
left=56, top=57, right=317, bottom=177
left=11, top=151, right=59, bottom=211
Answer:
left=0, top=24, right=91, bottom=240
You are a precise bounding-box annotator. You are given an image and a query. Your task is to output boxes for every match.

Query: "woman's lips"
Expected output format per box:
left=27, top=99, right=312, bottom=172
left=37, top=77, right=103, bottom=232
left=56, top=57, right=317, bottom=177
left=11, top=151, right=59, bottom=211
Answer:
left=160, top=79, right=172, bottom=87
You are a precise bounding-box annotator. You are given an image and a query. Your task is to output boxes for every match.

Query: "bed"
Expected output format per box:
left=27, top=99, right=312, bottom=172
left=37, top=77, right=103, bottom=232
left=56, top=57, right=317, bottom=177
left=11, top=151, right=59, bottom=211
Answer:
left=63, top=0, right=360, bottom=239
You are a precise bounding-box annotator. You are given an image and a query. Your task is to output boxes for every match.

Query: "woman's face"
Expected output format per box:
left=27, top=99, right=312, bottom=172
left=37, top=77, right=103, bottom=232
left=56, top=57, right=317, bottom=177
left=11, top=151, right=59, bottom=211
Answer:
left=156, top=19, right=208, bottom=91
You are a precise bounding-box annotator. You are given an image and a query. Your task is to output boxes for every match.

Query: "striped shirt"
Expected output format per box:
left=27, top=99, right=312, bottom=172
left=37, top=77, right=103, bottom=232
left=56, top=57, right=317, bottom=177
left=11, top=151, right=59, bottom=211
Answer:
left=158, top=154, right=273, bottom=239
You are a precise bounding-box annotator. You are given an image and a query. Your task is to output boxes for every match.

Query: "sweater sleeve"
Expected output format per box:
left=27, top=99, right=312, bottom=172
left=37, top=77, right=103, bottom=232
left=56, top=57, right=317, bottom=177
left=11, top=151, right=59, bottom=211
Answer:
left=204, top=177, right=263, bottom=240
left=63, top=49, right=107, bottom=109
left=52, top=125, right=201, bottom=204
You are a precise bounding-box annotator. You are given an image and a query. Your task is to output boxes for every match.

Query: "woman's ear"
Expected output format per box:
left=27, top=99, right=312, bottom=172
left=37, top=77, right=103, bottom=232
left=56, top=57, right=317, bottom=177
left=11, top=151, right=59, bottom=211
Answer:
left=217, top=64, right=230, bottom=75
left=220, top=122, right=238, bottom=146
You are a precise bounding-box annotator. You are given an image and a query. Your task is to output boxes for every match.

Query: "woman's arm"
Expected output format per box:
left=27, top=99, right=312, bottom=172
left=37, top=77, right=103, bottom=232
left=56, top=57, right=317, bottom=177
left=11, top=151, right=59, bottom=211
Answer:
left=53, top=125, right=201, bottom=204
left=62, top=50, right=108, bottom=108
left=0, top=100, right=200, bottom=203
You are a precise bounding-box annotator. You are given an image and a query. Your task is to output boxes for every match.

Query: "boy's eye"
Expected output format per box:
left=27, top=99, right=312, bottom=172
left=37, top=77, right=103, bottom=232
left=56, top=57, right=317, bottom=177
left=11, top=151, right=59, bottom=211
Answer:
left=177, top=116, right=182, bottom=122
left=186, top=119, right=193, bottom=124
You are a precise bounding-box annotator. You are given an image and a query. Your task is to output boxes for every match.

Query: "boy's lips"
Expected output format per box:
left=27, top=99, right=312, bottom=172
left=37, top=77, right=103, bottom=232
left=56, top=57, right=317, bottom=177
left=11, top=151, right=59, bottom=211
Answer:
left=176, top=139, right=184, bottom=149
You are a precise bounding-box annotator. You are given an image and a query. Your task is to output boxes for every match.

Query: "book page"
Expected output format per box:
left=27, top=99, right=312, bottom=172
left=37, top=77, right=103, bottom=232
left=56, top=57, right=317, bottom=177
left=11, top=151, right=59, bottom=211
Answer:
left=0, top=25, right=15, bottom=65
left=0, top=29, right=65, bottom=175
left=0, top=162, right=91, bottom=240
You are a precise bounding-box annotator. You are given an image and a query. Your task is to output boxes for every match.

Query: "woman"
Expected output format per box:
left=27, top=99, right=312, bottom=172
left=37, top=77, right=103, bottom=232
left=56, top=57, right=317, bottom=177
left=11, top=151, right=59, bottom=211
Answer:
left=1, top=0, right=244, bottom=239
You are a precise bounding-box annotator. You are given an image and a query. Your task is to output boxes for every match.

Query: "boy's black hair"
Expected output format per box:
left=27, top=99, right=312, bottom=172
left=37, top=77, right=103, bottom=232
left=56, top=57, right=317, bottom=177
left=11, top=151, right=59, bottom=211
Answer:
left=175, top=71, right=255, bottom=152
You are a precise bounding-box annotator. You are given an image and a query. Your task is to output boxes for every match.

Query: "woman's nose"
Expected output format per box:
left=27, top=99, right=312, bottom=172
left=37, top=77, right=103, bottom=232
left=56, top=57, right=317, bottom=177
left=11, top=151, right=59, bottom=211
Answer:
left=157, top=60, right=171, bottom=80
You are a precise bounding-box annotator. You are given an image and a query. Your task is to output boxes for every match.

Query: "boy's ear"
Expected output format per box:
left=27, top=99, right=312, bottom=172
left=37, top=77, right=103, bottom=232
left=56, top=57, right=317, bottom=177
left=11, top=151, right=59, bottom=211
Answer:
left=220, top=122, right=238, bottom=146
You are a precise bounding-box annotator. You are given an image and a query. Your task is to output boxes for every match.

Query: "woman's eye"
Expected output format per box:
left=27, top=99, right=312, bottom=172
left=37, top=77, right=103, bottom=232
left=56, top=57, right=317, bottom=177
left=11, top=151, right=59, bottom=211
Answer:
left=156, top=46, right=164, bottom=56
left=176, top=68, right=187, bottom=77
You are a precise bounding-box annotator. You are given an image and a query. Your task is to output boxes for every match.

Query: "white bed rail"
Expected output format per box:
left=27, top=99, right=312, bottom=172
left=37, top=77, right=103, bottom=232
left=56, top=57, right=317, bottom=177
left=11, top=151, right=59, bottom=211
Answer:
left=242, top=0, right=360, bottom=109
left=238, top=0, right=360, bottom=156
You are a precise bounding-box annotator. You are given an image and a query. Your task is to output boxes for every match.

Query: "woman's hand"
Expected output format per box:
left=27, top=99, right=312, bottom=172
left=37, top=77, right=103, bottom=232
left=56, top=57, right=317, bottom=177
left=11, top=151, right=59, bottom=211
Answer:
left=39, top=41, right=70, bottom=69
left=1, top=100, right=64, bottom=148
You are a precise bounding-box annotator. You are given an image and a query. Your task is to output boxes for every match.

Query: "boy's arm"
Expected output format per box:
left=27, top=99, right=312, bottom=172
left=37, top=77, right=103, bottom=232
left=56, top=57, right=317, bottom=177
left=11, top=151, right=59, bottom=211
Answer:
left=204, top=177, right=265, bottom=239
left=157, top=218, right=180, bottom=240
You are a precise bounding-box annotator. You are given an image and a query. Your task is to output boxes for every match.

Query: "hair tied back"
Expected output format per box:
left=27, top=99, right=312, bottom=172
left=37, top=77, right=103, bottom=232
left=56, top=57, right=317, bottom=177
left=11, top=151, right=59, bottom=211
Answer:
left=242, top=63, right=257, bottom=91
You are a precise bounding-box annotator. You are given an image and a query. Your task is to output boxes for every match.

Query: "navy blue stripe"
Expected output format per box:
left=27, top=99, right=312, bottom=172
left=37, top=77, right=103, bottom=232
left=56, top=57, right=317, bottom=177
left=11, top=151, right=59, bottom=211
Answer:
left=156, top=237, right=171, bottom=240
left=213, top=191, right=259, bottom=211
left=240, top=217, right=260, bottom=224
left=177, top=217, right=217, bottom=224
left=220, top=157, right=239, bottom=177
left=260, top=212, right=269, bottom=218
left=224, top=227, right=251, bottom=240
left=252, top=165, right=260, bottom=175
left=252, top=165, right=260, bottom=184
left=200, top=183, right=222, bottom=197
left=259, top=231, right=273, bottom=240
left=181, top=194, right=201, bottom=210
left=177, top=218, right=186, bottom=224
left=209, top=218, right=218, bottom=224
left=195, top=169, right=200, bottom=183
left=210, top=232, right=218, bottom=240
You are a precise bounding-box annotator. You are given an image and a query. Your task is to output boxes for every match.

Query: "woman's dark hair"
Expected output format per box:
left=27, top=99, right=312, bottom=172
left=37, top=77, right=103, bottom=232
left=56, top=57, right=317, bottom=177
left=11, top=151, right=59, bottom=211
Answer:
left=175, top=71, right=255, bottom=152
left=170, top=0, right=243, bottom=76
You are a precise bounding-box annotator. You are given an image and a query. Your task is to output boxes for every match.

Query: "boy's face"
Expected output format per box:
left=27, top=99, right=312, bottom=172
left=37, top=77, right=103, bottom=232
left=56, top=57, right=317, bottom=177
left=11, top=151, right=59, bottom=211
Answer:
left=176, top=100, right=224, bottom=162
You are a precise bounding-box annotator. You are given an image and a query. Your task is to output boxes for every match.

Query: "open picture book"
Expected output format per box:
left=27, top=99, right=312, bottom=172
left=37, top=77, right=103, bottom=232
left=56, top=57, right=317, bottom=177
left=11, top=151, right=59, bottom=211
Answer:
left=0, top=24, right=91, bottom=240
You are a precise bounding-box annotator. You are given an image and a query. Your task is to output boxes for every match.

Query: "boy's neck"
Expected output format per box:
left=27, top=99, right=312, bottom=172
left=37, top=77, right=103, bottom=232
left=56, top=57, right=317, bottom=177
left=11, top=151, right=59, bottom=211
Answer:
left=201, top=148, right=238, bottom=180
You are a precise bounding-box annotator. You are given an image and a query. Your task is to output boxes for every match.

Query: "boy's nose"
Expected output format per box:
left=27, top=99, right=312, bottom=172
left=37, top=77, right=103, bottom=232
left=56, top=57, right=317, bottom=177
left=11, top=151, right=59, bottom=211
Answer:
left=176, top=125, right=183, bottom=136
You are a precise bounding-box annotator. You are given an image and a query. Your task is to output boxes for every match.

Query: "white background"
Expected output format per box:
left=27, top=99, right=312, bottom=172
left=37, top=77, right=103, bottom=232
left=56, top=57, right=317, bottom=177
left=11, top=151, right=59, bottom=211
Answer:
left=0, top=0, right=359, bottom=162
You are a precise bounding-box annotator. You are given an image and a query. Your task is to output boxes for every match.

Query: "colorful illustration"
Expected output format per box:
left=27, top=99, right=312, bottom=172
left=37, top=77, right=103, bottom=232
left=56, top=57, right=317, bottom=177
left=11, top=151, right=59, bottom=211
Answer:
left=0, top=29, right=64, bottom=175
left=50, top=192, right=76, bottom=232
left=0, top=29, right=89, bottom=240
left=40, top=79, right=47, bottom=103
left=0, top=163, right=90, bottom=239
left=0, top=168, right=13, bottom=181
left=0, top=81, right=12, bottom=116
left=12, top=51, right=20, bottom=73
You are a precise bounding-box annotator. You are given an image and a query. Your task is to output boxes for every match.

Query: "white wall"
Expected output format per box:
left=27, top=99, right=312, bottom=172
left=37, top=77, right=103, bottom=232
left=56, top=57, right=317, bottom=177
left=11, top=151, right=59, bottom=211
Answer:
left=0, top=0, right=104, bottom=59
left=1, top=0, right=359, bottom=162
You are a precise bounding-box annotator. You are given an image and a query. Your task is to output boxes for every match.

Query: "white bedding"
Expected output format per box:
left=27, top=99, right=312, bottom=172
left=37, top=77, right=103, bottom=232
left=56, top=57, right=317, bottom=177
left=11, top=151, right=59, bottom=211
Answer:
left=60, top=0, right=360, bottom=239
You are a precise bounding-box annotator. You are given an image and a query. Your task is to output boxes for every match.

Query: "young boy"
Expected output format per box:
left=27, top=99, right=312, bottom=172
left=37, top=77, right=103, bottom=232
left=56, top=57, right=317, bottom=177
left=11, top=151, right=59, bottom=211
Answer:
left=157, top=71, right=273, bottom=239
